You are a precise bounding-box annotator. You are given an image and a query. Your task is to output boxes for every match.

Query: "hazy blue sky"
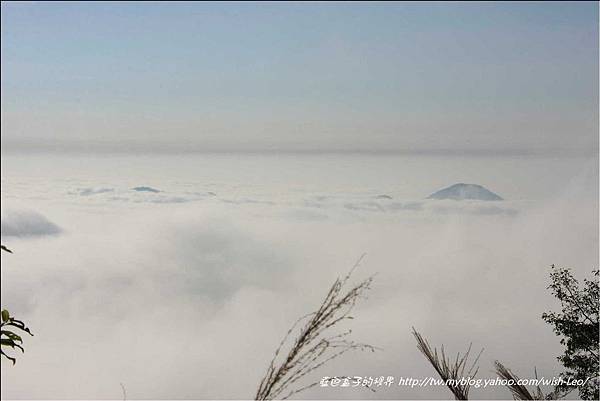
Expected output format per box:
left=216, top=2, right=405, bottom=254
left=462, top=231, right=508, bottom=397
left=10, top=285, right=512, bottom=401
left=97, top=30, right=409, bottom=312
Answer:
left=1, top=2, right=598, bottom=153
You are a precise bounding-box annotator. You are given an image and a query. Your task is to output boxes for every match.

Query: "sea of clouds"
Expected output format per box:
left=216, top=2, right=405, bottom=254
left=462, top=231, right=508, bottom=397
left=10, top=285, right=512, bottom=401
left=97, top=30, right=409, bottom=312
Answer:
left=0, top=154, right=597, bottom=400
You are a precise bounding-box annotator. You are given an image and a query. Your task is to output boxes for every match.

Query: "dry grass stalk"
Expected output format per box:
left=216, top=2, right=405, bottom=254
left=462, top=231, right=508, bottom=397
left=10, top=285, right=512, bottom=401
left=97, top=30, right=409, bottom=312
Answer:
left=494, top=361, right=543, bottom=400
left=119, top=382, right=127, bottom=401
left=255, top=255, right=376, bottom=400
left=494, top=361, right=567, bottom=400
left=412, top=327, right=483, bottom=400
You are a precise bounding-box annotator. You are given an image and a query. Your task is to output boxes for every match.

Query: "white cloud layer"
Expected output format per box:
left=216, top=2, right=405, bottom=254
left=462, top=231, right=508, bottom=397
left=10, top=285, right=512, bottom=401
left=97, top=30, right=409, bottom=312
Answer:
left=0, top=154, right=597, bottom=400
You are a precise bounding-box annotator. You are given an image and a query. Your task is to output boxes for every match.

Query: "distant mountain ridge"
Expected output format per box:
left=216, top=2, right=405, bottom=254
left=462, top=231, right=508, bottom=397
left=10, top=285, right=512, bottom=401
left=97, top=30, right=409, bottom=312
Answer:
left=132, top=186, right=161, bottom=193
left=427, top=183, right=503, bottom=201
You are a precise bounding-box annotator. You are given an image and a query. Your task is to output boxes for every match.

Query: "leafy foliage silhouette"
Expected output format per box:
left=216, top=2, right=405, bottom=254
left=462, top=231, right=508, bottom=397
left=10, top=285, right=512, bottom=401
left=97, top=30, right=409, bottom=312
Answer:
left=542, top=266, right=599, bottom=400
left=1, top=244, right=34, bottom=364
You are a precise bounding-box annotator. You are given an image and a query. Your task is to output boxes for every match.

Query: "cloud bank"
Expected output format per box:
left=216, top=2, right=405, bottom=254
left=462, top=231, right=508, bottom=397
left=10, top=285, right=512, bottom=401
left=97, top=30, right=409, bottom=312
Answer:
left=0, top=154, right=597, bottom=400
left=0, top=190, right=596, bottom=399
left=1, top=210, right=62, bottom=238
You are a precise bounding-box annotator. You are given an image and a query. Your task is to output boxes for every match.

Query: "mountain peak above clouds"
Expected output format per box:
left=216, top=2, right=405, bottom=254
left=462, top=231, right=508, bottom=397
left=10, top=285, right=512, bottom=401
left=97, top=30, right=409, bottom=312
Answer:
left=427, top=183, right=503, bottom=201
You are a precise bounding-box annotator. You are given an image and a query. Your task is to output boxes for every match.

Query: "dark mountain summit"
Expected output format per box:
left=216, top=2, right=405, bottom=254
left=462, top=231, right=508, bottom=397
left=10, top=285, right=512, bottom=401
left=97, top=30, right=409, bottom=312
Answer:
left=132, top=186, right=161, bottom=193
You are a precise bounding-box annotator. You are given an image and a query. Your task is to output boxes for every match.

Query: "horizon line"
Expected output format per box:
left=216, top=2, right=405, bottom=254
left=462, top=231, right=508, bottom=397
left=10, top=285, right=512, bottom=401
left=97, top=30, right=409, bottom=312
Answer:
left=1, top=139, right=598, bottom=158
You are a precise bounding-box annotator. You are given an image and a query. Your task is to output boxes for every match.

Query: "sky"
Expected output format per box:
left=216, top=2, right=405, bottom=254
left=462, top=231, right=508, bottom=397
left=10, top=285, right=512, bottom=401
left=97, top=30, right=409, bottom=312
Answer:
left=1, top=1, right=598, bottom=154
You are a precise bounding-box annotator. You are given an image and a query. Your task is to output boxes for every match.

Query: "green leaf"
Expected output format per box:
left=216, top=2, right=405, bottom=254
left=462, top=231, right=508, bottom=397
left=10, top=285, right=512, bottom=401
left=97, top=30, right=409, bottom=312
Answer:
left=0, top=338, right=24, bottom=352
left=1, top=310, right=9, bottom=323
left=2, top=319, right=33, bottom=336
left=1, top=349, right=17, bottom=365
left=2, top=331, right=22, bottom=343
